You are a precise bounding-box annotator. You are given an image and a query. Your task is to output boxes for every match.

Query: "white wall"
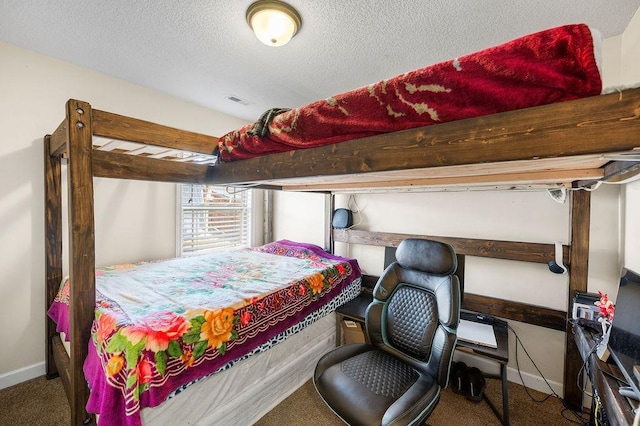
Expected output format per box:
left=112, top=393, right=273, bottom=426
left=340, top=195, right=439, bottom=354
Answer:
left=0, top=41, right=247, bottom=387
left=621, top=6, right=640, bottom=272
left=624, top=181, right=640, bottom=271
left=621, top=6, right=640, bottom=87
left=272, top=191, right=326, bottom=247
left=273, top=14, right=640, bottom=396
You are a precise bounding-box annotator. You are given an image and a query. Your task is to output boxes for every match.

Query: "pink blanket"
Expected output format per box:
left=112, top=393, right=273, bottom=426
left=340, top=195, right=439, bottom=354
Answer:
left=217, top=24, right=601, bottom=162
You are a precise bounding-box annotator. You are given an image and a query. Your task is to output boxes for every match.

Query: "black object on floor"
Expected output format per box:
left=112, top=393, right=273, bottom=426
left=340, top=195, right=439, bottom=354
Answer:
left=450, top=361, right=468, bottom=395
left=466, top=367, right=486, bottom=402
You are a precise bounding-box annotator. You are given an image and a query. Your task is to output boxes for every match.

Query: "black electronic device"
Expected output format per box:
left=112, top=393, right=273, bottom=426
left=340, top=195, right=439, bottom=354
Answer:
left=332, top=208, right=353, bottom=229
left=572, top=291, right=600, bottom=320
left=576, top=317, right=603, bottom=334
left=607, top=268, right=640, bottom=401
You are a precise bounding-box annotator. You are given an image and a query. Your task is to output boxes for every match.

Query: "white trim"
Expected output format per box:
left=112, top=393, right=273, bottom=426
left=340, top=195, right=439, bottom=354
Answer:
left=0, top=362, right=45, bottom=390
left=506, top=365, right=564, bottom=397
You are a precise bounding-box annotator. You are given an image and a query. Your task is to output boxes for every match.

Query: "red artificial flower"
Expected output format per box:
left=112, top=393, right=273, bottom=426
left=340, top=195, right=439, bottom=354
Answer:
left=595, top=291, right=615, bottom=322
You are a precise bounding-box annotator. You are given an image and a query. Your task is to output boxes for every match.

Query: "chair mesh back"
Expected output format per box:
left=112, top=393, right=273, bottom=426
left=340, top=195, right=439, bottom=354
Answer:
left=386, top=285, right=437, bottom=359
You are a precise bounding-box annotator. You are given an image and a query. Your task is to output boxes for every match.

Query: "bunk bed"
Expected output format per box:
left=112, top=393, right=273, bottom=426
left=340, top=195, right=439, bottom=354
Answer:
left=44, top=23, right=640, bottom=425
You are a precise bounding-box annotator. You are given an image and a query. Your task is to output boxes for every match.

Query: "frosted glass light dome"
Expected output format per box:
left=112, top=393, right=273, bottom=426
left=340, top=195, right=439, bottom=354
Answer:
left=246, top=1, right=301, bottom=47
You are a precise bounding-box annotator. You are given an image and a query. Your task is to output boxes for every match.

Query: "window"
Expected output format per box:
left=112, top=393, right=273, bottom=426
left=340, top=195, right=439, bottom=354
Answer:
left=179, top=184, right=252, bottom=255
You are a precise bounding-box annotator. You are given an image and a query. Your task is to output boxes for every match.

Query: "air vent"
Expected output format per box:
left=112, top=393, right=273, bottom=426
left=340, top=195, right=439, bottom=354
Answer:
left=226, top=94, right=252, bottom=106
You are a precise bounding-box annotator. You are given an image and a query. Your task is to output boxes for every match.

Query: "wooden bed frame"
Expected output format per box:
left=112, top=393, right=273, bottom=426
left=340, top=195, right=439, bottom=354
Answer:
left=44, top=89, right=640, bottom=425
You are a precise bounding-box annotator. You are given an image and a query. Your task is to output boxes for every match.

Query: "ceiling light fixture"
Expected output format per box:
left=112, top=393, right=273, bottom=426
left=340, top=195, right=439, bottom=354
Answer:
left=246, top=0, right=302, bottom=47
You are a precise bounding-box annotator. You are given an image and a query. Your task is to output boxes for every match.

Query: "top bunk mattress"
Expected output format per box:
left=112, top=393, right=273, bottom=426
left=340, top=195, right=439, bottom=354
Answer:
left=217, top=24, right=602, bottom=162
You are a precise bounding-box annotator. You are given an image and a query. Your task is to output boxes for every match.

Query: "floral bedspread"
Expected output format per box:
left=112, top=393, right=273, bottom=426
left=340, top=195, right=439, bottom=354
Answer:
left=48, top=240, right=361, bottom=426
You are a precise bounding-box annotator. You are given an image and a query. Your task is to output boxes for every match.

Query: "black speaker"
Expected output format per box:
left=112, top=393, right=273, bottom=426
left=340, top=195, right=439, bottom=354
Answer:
left=332, top=208, right=353, bottom=229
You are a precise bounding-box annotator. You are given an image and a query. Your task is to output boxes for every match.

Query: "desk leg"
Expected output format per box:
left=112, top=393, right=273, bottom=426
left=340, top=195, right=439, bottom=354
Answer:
left=483, top=364, right=510, bottom=426
left=501, top=363, right=509, bottom=426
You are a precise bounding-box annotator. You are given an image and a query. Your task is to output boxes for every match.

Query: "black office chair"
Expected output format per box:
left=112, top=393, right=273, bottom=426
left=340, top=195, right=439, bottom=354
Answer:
left=314, top=238, right=460, bottom=426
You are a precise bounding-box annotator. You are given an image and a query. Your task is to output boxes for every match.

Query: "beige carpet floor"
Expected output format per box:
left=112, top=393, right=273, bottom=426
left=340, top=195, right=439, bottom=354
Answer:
left=0, top=374, right=588, bottom=425
left=257, top=377, right=588, bottom=426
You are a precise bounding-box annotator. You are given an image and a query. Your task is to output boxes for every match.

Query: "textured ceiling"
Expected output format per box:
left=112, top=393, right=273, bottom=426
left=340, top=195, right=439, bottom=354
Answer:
left=1, top=1, right=639, bottom=122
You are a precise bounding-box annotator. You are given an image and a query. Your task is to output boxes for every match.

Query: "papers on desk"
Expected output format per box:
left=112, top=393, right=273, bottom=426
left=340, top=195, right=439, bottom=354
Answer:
left=458, top=319, right=498, bottom=348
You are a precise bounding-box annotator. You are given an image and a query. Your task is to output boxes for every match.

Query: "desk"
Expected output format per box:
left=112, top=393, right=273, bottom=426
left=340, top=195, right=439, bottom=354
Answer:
left=334, top=294, right=510, bottom=425
left=457, top=310, right=510, bottom=426
left=574, top=324, right=637, bottom=425
left=335, top=291, right=373, bottom=345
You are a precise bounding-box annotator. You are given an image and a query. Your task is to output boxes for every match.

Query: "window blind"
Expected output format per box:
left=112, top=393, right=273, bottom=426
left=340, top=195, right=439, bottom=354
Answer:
left=179, top=184, right=252, bottom=254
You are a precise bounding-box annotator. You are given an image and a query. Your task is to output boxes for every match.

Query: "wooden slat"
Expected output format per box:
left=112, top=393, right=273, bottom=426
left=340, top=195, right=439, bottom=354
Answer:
left=564, top=189, right=591, bottom=410
left=283, top=168, right=603, bottom=192
left=92, top=149, right=214, bottom=183
left=210, top=88, right=640, bottom=185
left=51, top=335, right=71, bottom=402
left=269, top=154, right=609, bottom=187
left=92, top=108, right=218, bottom=155
left=603, top=160, right=640, bottom=183
left=325, top=194, right=333, bottom=253
left=95, top=139, right=124, bottom=152
left=49, top=119, right=68, bottom=156
left=66, top=99, right=96, bottom=426
left=333, top=229, right=569, bottom=265
left=576, top=159, right=640, bottom=188
left=44, top=135, right=63, bottom=379
left=462, top=293, right=566, bottom=331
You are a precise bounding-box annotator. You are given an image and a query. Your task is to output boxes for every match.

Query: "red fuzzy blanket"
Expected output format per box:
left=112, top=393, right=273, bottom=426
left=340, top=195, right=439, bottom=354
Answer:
left=217, top=24, right=602, bottom=162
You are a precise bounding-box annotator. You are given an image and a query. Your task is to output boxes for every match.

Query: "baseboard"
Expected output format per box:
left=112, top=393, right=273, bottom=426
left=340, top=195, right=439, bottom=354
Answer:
left=454, top=351, right=563, bottom=396
left=505, top=365, right=564, bottom=397
left=0, top=362, right=45, bottom=390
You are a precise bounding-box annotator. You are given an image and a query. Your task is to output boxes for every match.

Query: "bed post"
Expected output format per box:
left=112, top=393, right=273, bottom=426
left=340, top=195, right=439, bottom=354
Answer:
left=563, top=189, right=590, bottom=410
left=66, top=99, right=97, bottom=426
left=325, top=193, right=334, bottom=253
left=44, top=135, right=63, bottom=379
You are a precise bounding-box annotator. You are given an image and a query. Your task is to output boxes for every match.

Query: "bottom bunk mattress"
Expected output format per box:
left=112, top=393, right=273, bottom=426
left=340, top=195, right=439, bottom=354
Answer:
left=47, top=240, right=361, bottom=426
left=142, top=312, right=337, bottom=425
